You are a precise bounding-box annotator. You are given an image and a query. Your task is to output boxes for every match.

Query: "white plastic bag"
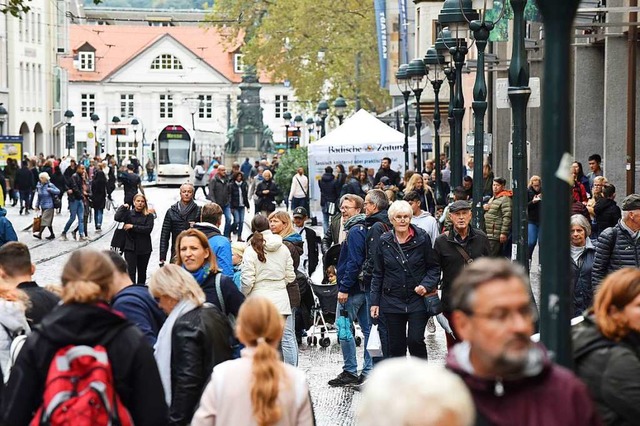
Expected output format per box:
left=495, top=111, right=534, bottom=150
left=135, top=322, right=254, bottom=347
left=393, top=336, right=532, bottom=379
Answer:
left=366, top=324, right=383, bottom=357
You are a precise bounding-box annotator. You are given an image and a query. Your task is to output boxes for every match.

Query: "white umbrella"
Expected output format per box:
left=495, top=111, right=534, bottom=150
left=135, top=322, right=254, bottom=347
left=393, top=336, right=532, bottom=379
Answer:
left=436, top=313, right=456, bottom=340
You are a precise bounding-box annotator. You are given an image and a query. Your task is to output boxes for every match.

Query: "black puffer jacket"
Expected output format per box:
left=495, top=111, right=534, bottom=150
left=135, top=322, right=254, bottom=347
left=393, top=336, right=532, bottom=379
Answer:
left=573, top=315, right=640, bottom=426
left=362, top=209, right=392, bottom=287
left=595, top=198, right=621, bottom=234
left=370, top=225, right=441, bottom=314
left=115, top=206, right=155, bottom=254
left=169, top=304, right=233, bottom=425
left=321, top=213, right=342, bottom=254
left=592, top=222, right=640, bottom=287
left=571, top=241, right=596, bottom=316
left=1, top=303, right=168, bottom=426
left=254, top=179, right=279, bottom=213
left=434, top=227, right=490, bottom=311
left=318, top=173, right=339, bottom=208
left=340, top=176, right=365, bottom=198
left=227, top=180, right=249, bottom=209
left=91, top=169, right=108, bottom=210
left=159, top=201, right=201, bottom=262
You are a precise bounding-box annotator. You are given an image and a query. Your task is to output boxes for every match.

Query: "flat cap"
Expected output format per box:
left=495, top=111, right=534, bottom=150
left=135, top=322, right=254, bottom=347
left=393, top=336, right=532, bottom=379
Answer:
left=622, top=194, right=640, bottom=211
left=449, top=200, right=472, bottom=212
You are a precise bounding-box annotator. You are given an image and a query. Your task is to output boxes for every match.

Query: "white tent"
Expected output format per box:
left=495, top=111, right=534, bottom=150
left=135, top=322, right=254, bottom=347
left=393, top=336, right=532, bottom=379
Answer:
left=307, top=109, right=430, bottom=203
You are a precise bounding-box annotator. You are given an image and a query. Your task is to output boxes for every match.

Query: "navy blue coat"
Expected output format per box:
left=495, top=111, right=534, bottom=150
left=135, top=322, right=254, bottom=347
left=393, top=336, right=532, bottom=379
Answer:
left=111, top=284, right=166, bottom=346
left=371, top=225, right=441, bottom=314
left=336, top=216, right=367, bottom=295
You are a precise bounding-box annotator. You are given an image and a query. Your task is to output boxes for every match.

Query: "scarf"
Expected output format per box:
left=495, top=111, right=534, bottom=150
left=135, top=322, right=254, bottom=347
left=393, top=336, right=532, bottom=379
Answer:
left=154, top=299, right=198, bottom=405
left=187, top=264, right=211, bottom=285
left=343, top=213, right=366, bottom=231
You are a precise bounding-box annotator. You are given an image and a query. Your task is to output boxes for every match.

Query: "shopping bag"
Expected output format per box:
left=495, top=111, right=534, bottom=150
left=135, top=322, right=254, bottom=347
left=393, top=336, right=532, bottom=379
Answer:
left=32, top=216, right=42, bottom=233
left=110, top=223, right=127, bottom=252
left=366, top=324, right=383, bottom=357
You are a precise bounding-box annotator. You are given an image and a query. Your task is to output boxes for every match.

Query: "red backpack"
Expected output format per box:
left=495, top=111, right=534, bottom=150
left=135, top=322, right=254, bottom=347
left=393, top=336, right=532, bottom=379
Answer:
left=30, top=343, right=133, bottom=426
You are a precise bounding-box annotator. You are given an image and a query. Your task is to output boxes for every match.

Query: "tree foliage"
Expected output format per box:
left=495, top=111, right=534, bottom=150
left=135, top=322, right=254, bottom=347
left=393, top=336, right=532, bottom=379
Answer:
left=208, top=0, right=390, bottom=113
left=274, top=147, right=308, bottom=203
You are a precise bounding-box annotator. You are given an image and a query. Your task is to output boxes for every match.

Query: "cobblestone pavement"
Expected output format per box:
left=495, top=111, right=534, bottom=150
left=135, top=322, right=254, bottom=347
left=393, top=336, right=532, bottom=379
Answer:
left=5, top=186, right=541, bottom=425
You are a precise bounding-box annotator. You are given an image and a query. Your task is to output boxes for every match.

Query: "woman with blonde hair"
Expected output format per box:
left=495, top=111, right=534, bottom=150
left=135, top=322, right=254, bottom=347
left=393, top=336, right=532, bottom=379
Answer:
left=573, top=268, right=640, bottom=425
left=2, top=249, right=167, bottom=425
left=150, top=264, right=234, bottom=425
left=242, top=215, right=297, bottom=366
left=174, top=228, right=244, bottom=317
left=114, top=193, right=155, bottom=284
left=192, top=296, right=313, bottom=426
left=405, top=173, right=435, bottom=215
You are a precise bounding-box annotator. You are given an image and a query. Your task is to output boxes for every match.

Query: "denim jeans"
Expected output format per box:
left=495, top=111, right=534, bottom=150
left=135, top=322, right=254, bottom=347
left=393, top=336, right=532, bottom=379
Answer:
left=322, top=212, right=330, bottom=234
left=63, top=199, right=84, bottom=235
left=291, top=197, right=308, bottom=211
left=281, top=312, right=298, bottom=366
left=232, top=207, right=245, bottom=238
left=19, top=190, right=31, bottom=210
left=527, top=222, right=539, bottom=260
left=386, top=310, right=428, bottom=359
left=94, top=209, right=104, bottom=229
left=146, top=171, right=154, bottom=182
left=222, top=204, right=232, bottom=238
left=337, top=293, right=372, bottom=376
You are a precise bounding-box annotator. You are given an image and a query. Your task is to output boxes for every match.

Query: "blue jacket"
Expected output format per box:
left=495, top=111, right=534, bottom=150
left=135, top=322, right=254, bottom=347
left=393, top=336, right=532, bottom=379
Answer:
left=0, top=208, right=17, bottom=246
left=336, top=215, right=367, bottom=295
left=192, top=223, right=234, bottom=277
left=36, top=182, right=61, bottom=210
left=371, top=225, right=441, bottom=314
left=111, top=284, right=166, bottom=346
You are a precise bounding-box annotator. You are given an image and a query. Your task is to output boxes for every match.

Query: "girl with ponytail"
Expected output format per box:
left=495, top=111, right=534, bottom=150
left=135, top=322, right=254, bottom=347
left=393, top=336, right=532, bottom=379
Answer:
left=193, top=295, right=313, bottom=426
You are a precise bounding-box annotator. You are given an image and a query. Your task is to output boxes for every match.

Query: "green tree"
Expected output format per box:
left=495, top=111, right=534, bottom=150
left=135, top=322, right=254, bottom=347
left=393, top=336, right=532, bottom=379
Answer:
left=274, top=148, right=308, bottom=204
left=207, top=0, right=390, bottom=113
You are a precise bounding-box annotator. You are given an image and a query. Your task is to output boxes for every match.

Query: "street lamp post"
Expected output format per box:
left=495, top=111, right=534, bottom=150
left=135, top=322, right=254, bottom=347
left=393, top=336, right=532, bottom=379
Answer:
left=306, top=117, right=315, bottom=144
left=508, top=0, right=532, bottom=272
left=536, top=0, right=581, bottom=370
left=294, top=115, right=303, bottom=150
left=424, top=48, right=446, bottom=206
left=90, top=113, right=100, bottom=158
left=317, top=100, right=329, bottom=138
left=315, top=119, right=323, bottom=140
left=283, top=111, right=292, bottom=152
left=396, top=64, right=411, bottom=174
left=407, top=58, right=428, bottom=173
left=64, top=110, right=74, bottom=157
left=111, top=116, right=121, bottom=162
left=436, top=28, right=458, bottom=198
left=334, top=96, right=347, bottom=125
left=439, top=0, right=478, bottom=189
left=0, top=103, right=7, bottom=135
left=131, top=118, right=139, bottom=149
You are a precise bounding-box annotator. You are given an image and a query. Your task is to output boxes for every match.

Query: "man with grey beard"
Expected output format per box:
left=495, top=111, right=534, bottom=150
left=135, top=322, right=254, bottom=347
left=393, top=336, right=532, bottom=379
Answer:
left=446, top=258, right=600, bottom=426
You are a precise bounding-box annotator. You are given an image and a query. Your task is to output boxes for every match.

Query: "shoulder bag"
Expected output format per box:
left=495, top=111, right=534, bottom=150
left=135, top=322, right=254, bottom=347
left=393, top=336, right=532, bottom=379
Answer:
left=110, top=222, right=127, bottom=253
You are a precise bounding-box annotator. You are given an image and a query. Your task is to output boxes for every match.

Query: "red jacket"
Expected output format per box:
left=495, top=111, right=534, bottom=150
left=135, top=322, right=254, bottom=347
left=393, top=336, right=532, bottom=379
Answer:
left=446, top=342, right=602, bottom=426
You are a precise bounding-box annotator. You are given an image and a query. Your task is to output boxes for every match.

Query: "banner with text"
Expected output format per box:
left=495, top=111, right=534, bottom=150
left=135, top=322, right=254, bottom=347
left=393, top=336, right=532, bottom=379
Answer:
left=374, top=0, right=388, bottom=88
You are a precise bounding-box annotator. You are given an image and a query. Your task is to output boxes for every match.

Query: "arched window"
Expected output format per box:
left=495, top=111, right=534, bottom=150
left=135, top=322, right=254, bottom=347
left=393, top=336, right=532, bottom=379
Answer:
left=150, top=54, right=183, bottom=70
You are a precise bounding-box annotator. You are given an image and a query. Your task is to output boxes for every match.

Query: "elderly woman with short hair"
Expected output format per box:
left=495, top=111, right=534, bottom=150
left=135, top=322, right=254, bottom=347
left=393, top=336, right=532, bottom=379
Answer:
left=570, top=214, right=596, bottom=316
left=34, top=171, right=61, bottom=239
left=370, top=200, right=441, bottom=359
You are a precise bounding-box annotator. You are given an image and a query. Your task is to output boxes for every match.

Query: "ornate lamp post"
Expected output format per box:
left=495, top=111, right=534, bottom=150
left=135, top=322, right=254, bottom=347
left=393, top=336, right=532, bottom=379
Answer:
left=283, top=111, right=292, bottom=152
left=0, top=103, right=7, bottom=135
left=90, top=113, right=100, bottom=157
left=406, top=58, right=427, bottom=173
left=64, top=110, right=74, bottom=157
left=315, top=118, right=323, bottom=140
left=131, top=118, right=139, bottom=149
left=536, top=0, right=582, bottom=369
left=333, top=96, right=347, bottom=125
left=293, top=114, right=303, bottom=150
left=111, top=116, right=121, bottom=162
left=317, top=100, right=329, bottom=138
left=306, top=117, right=315, bottom=144
left=396, top=64, right=411, bottom=173
left=424, top=47, right=446, bottom=206
left=438, top=0, right=478, bottom=189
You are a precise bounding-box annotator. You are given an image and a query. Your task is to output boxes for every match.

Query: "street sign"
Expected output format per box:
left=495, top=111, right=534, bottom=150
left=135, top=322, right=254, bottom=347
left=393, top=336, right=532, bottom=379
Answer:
left=466, top=133, right=493, bottom=154
left=507, top=140, right=531, bottom=171
left=496, top=77, right=541, bottom=109
left=66, top=125, right=75, bottom=149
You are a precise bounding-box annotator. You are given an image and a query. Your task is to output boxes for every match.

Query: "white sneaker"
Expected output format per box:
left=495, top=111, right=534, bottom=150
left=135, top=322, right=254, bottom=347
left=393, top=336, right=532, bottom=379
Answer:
left=427, top=316, right=436, bottom=333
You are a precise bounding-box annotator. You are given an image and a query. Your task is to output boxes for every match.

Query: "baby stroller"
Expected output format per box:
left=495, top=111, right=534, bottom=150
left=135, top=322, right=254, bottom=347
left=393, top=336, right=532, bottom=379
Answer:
left=306, top=281, right=338, bottom=347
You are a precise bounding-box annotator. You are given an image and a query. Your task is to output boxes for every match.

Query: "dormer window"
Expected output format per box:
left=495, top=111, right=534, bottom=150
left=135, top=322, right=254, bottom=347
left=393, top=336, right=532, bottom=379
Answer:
left=79, top=51, right=95, bottom=72
left=151, top=54, right=183, bottom=70
left=234, top=54, right=245, bottom=73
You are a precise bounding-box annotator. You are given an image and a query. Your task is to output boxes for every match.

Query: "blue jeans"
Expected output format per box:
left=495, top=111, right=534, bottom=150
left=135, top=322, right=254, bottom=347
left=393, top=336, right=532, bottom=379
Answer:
left=94, top=209, right=104, bottom=229
left=281, top=312, right=298, bottom=366
left=337, top=293, right=372, bottom=376
left=322, top=212, right=330, bottom=234
left=291, top=197, right=308, bottom=212
left=231, top=207, right=245, bottom=238
left=146, top=171, right=154, bottom=182
left=222, top=204, right=232, bottom=238
left=528, top=222, right=539, bottom=260
left=63, top=199, right=84, bottom=235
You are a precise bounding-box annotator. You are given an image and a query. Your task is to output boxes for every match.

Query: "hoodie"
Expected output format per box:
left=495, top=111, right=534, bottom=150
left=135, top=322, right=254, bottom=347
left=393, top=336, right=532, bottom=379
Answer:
left=411, top=210, right=440, bottom=248
left=192, top=222, right=234, bottom=277
left=446, top=341, right=601, bottom=426
left=0, top=208, right=17, bottom=246
left=241, top=230, right=296, bottom=315
left=112, top=284, right=167, bottom=346
left=1, top=303, right=168, bottom=426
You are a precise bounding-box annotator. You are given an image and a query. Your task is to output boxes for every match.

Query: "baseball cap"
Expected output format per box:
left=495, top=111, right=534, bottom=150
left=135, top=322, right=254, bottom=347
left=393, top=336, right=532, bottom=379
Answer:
left=449, top=200, right=472, bottom=212
left=622, top=194, right=640, bottom=211
left=293, top=207, right=308, bottom=218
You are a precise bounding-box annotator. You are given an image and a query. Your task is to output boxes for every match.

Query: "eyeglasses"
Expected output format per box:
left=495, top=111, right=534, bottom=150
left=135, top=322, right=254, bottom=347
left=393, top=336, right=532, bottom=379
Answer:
left=340, top=205, right=358, bottom=211
left=462, top=304, right=538, bottom=324
left=394, top=215, right=411, bottom=222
